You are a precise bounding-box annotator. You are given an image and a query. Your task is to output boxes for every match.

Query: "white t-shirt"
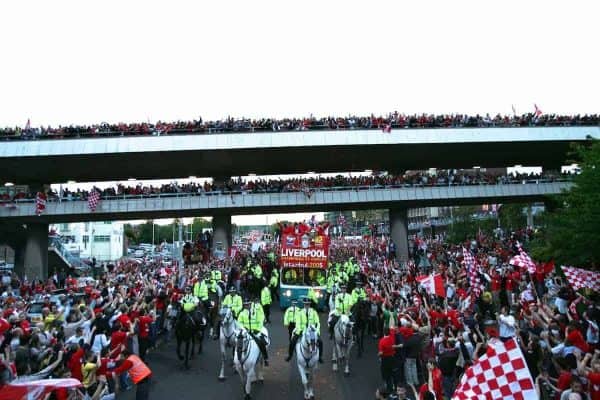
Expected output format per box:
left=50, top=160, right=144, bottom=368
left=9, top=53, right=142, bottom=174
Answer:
left=91, top=334, right=110, bottom=354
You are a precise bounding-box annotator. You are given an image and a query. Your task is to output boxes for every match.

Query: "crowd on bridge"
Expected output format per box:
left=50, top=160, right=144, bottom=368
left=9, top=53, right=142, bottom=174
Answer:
left=0, top=169, right=570, bottom=205
left=1, top=223, right=599, bottom=400
left=1, top=112, right=598, bottom=140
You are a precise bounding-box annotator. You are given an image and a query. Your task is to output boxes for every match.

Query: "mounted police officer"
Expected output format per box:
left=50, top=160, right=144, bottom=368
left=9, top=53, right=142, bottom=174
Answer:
left=237, top=300, right=270, bottom=366
left=328, top=283, right=352, bottom=339
left=285, top=297, right=323, bottom=363
left=180, top=286, right=199, bottom=313
left=283, top=299, right=301, bottom=341
left=223, top=286, right=243, bottom=318
left=351, top=281, right=367, bottom=306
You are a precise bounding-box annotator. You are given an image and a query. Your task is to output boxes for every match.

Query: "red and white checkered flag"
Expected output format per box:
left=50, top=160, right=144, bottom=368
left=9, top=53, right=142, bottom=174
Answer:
left=87, top=189, right=101, bottom=212
left=509, top=243, right=536, bottom=274
left=463, top=247, right=484, bottom=297
left=452, top=338, right=536, bottom=400
left=561, top=265, right=600, bottom=292
left=35, top=192, right=46, bottom=216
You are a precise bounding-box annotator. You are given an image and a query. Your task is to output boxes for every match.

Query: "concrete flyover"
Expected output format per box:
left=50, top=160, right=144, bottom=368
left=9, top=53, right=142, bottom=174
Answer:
left=0, top=126, right=597, bottom=184
left=0, top=181, right=571, bottom=279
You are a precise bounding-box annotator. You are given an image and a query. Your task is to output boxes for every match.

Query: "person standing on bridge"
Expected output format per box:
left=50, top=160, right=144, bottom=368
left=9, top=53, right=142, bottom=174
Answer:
left=285, top=297, right=323, bottom=363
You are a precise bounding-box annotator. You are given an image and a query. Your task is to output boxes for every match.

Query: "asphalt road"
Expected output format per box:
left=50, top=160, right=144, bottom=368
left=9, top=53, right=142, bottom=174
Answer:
left=125, top=307, right=382, bottom=400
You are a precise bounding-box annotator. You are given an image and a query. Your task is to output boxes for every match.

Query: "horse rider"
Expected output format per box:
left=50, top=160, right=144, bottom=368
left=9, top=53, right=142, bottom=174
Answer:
left=211, top=267, right=222, bottom=283
left=223, top=286, right=243, bottom=318
left=237, top=300, right=270, bottom=366
left=193, top=273, right=210, bottom=309
left=251, top=263, right=263, bottom=280
left=328, top=283, right=353, bottom=339
left=260, top=282, right=272, bottom=324
left=283, top=299, right=301, bottom=341
left=181, top=286, right=199, bottom=313
left=351, top=281, right=367, bottom=307
left=285, top=297, right=323, bottom=363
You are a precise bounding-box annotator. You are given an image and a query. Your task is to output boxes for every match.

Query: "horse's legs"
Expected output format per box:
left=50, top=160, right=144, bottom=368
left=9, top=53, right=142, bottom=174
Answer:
left=299, top=365, right=309, bottom=399
left=332, top=344, right=338, bottom=372
left=244, top=367, right=252, bottom=400
left=185, top=339, right=190, bottom=369
left=176, top=336, right=183, bottom=361
left=344, top=346, right=351, bottom=375
left=219, top=339, right=226, bottom=380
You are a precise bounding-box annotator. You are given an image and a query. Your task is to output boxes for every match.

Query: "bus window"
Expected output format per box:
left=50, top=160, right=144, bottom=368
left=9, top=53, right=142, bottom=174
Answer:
left=282, top=267, right=303, bottom=285
left=306, top=268, right=327, bottom=287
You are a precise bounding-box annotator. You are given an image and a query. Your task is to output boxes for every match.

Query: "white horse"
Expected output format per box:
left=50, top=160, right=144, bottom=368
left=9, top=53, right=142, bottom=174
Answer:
left=218, top=306, right=239, bottom=381
left=332, top=314, right=354, bottom=375
left=233, top=327, right=269, bottom=400
left=328, top=283, right=339, bottom=312
left=296, top=325, right=320, bottom=400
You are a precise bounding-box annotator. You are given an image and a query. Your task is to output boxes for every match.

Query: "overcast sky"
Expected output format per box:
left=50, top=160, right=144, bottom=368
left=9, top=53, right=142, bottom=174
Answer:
left=2, top=0, right=597, bottom=225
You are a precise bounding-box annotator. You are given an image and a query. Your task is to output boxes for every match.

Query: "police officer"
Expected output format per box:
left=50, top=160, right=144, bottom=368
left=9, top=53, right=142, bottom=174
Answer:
left=211, top=267, right=222, bottom=283
left=260, top=283, right=272, bottom=324
left=351, top=281, right=367, bottom=306
left=306, top=286, right=319, bottom=309
left=238, top=300, right=269, bottom=366
left=269, top=268, right=279, bottom=302
left=222, top=287, right=243, bottom=318
left=283, top=299, right=301, bottom=341
left=329, top=283, right=353, bottom=339
left=180, top=286, right=199, bottom=313
left=285, top=297, right=323, bottom=363
left=193, top=273, right=210, bottom=310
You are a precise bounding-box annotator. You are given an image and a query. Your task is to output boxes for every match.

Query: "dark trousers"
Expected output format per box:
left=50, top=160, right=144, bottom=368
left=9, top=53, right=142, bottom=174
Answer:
left=263, top=304, right=271, bottom=323
left=135, top=377, right=150, bottom=400
left=250, top=332, right=269, bottom=361
left=287, top=323, right=296, bottom=341
left=139, top=337, right=150, bottom=361
left=270, top=286, right=279, bottom=302
left=381, top=356, right=395, bottom=393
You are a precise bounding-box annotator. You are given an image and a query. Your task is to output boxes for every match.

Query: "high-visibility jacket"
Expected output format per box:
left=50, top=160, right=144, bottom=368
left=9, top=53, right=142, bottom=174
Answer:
left=193, top=280, right=208, bottom=301
left=335, top=293, right=353, bottom=316
left=326, top=275, right=336, bottom=293
left=126, top=354, right=152, bottom=384
left=223, top=294, right=243, bottom=316
left=284, top=269, right=297, bottom=282
left=238, top=307, right=264, bottom=333
left=293, top=307, right=320, bottom=335
left=284, top=306, right=301, bottom=326
left=181, top=294, right=199, bottom=312
left=306, top=288, right=318, bottom=304
left=351, top=287, right=367, bottom=305
left=252, top=265, right=263, bottom=279
left=260, top=287, right=272, bottom=306
left=269, top=269, right=279, bottom=288
left=316, top=275, right=326, bottom=286
left=211, top=270, right=222, bottom=282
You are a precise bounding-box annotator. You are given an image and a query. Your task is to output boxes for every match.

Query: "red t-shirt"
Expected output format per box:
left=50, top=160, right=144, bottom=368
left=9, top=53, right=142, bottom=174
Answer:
left=588, top=372, right=600, bottom=400
left=110, top=331, right=128, bottom=356
left=566, top=329, right=589, bottom=353
left=556, top=371, right=572, bottom=392
left=378, top=335, right=395, bottom=357
left=67, top=348, right=85, bottom=382
left=138, top=316, right=153, bottom=339
left=419, top=368, right=443, bottom=400
left=397, top=326, right=414, bottom=340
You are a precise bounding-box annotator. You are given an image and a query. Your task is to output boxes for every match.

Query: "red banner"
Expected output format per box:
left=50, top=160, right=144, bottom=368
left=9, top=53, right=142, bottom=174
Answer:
left=280, top=230, right=329, bottom=269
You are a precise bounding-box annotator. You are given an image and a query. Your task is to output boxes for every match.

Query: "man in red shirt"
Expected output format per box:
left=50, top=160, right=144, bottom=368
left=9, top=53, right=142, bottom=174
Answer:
left=378, top=329, right=396, bottom=393
left=136, top=310, right=154, bottom=361
left=110, top=322, right=132, bottom=358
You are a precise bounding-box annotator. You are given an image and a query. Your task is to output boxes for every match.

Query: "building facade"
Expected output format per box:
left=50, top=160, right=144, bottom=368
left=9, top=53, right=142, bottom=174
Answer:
left=53, top=221, right=124, bottom=262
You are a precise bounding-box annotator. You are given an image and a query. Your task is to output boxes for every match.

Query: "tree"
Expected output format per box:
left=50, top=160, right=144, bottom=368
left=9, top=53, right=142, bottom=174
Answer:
left=531, top=141, right=600, bottom=266
left=498, top=203, right=527, bottom=232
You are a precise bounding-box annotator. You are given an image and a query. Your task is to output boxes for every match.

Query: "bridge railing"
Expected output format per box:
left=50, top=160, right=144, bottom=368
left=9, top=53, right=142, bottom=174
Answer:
left=3, top=178, right=571, bottom=204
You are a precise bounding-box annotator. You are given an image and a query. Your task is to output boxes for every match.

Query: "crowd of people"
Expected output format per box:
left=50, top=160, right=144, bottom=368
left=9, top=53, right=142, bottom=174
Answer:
left=0, top=169, right=569, bottom=204
left=1, top=112, right=598, bottom=140
left=0, top=224, right=598, bottom=400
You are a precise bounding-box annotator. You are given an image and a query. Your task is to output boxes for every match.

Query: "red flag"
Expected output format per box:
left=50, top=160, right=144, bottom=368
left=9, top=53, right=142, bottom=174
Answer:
left=509, top=243, right=536, bottom=274
left=88, top=189, right=101, bottom=212
left=382, top=123, right=392, bottom=133
left=416, top=273, right=446, bottom=297
left=0, top=378, right=82, bottom=400
left=35, top=192, right=46, bottom=215
left=534, top=103, right=542, bottom=117
left=543, top=260, right=555, bottom=275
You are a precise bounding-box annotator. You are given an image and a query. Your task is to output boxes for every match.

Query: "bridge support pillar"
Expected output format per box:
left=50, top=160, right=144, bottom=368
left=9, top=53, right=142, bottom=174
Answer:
left=211, top=214, right=231, bottom=258
left=389, top=208, right=409, bottom=262
left=14, top=223, right=48, bottom=281
left=526, top=204, right=534, bottom=228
